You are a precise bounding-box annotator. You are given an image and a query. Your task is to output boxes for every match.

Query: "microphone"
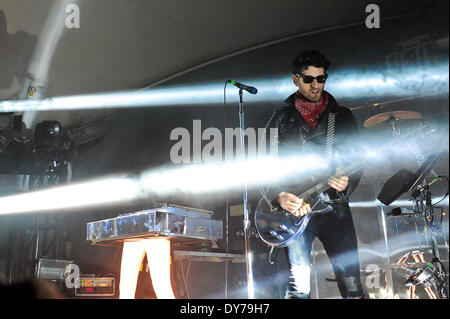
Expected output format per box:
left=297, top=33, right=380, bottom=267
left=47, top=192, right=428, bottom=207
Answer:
left=227, top=80, right=258, bottom=94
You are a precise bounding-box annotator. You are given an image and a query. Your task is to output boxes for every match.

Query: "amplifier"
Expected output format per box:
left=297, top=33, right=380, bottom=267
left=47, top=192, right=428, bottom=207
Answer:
left=74, top=277, right=115, bottom=297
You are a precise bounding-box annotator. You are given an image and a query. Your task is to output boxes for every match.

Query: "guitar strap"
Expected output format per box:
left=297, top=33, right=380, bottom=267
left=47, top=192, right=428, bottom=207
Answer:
left=319, top=111, right=340, bottom=204
left=326, top=111, right=336, bottom=158
left=324, top=111, right=350, bottom=203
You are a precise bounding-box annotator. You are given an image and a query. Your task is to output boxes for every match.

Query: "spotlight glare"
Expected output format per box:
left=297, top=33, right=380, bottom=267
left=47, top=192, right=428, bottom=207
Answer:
left=139, top=154, right=328, bottom=195
left=0, top=176, right=142, bottom=215
left=0, top=129, right=446, bottom=216
left=0, top=63, right=447, bottom=112
left=0, top=154, right=328, bottom=215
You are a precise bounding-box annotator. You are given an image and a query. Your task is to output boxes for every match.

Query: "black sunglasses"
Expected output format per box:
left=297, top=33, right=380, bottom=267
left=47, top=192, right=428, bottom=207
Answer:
left=295, top=73, right=328, bottom=84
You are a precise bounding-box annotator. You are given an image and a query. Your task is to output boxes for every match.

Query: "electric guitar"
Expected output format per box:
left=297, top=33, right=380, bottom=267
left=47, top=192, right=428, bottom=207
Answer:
left=254, top=163, right=360, bottom=247
left=254, top=122, right=435, bottom=247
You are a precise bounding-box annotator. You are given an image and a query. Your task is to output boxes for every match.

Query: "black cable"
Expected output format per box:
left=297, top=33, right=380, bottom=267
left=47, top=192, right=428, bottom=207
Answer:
left=268, top=246, right=280, bottom=265
left=432, top=176, right=449, bottom=207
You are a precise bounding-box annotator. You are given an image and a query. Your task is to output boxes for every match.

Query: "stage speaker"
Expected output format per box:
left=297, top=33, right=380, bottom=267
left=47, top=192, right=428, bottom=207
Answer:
left=377, top=169, right=414, bottom=206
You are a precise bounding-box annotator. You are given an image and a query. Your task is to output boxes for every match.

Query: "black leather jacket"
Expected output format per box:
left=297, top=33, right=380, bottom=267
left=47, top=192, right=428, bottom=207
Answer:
left=264, top=91, right=362, bottom=203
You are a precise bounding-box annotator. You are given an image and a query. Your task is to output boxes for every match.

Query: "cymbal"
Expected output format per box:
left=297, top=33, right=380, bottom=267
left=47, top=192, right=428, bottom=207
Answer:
left=364, top=111, right=423, bottom=129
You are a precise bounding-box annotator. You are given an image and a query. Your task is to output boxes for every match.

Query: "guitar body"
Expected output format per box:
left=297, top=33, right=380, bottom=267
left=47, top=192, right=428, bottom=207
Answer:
left=254, top=197, right=316, bottom=247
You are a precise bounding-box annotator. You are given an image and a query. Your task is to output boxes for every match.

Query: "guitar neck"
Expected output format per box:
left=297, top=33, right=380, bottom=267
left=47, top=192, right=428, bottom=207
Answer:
left=296, top=123, right=433, bottom=202
left=298, top=162, right=362, bottom=202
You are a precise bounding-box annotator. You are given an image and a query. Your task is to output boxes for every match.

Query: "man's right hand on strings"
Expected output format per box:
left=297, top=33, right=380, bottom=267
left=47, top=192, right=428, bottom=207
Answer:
left=277, top=192, right=311, bottom=217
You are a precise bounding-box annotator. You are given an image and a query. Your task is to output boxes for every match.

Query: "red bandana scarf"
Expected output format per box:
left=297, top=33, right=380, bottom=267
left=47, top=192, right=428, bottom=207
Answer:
left=294, top=91, right=329, bottom=130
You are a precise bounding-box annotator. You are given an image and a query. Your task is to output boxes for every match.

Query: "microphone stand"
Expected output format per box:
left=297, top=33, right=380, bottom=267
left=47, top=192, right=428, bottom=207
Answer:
left=237, top=88, right=255, bottom=299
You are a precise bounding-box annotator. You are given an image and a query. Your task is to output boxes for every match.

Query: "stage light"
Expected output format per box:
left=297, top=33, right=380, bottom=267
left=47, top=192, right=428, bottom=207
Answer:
left=349, top=198, right=449, bottom=208
left=326, top=62, right=450, bottom=99
left=0, top=63, right=447, bottom=113
left=0, top=129, right=445, bottom=216
left=0, top=154, right=328, bottom=215
left=34, top=120, right=65, bottom=149
left=138, top=154, right=329, bottom=195
left=0, top=175, right=143, bottom=215
left=43, top=121, right=62, bottom=137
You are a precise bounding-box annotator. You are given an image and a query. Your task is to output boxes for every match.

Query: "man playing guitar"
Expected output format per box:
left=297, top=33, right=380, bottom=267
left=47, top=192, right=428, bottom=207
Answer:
left=263, top=50, right=365, bottom=299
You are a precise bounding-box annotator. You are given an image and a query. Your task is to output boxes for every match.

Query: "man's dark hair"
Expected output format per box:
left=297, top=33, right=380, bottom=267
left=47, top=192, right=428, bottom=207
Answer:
left=292, top=50, right=331, bottom=74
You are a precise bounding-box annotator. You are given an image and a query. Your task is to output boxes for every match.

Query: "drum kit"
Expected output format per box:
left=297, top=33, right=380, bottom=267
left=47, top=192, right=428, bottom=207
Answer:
left=363, top=110, right=448, bottom=299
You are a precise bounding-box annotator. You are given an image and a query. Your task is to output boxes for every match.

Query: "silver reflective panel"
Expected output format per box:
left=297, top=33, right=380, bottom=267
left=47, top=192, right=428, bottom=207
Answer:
left=86, top=205, right=223, bottom=243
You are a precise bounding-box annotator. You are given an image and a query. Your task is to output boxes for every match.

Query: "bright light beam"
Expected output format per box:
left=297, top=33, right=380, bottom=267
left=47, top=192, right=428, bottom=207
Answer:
left=0, top=128, right=446, bottom=216
left=350, top=198, right=449, bottom=208
left=0, top=154, right=328, bottom=215
left=139, top=154, right=328, bottom=195
left=0, top=62, right=448, bottom=112
left=0, top=175, right=143, bottom=215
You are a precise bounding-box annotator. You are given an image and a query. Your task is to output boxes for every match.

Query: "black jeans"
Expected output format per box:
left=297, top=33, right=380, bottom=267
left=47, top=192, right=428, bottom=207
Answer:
left=285, top=203, right=365, bottom=299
